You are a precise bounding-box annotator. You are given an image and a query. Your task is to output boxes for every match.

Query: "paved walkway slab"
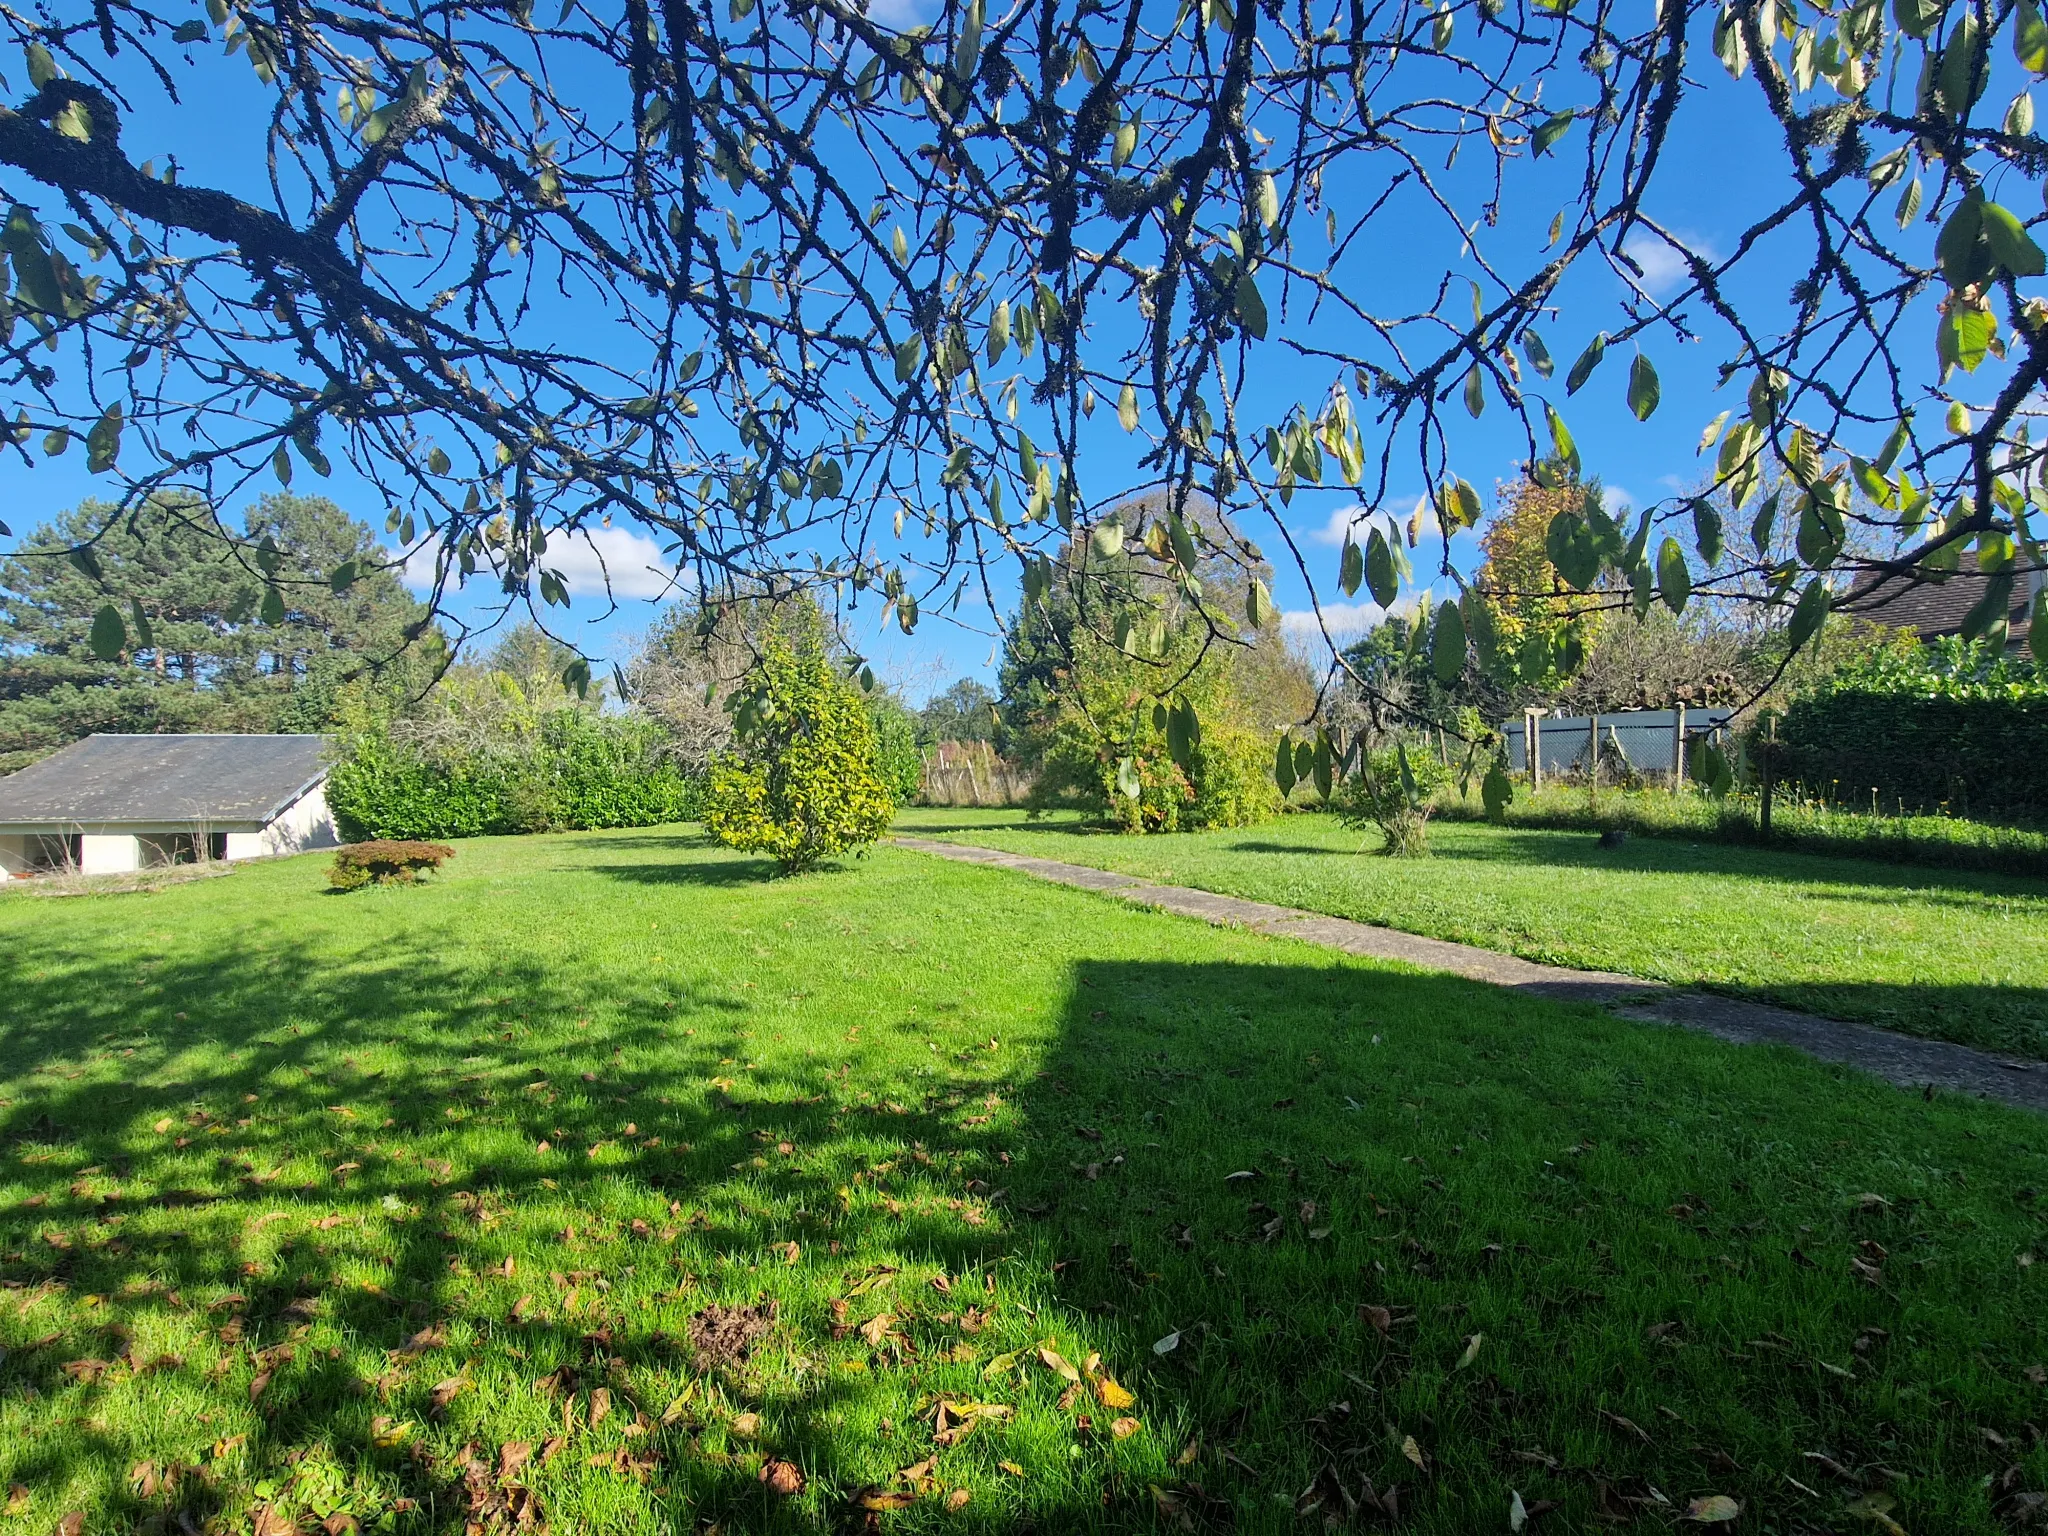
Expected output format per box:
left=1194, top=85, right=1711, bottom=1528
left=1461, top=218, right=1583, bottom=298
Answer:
left=893, top=835, right=2048, bottom=1115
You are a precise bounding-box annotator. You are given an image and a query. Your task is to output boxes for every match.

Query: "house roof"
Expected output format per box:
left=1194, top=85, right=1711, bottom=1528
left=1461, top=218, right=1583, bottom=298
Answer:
left=1843, top=551, right=2041, bottom=646
left=0, top=734, right=332, bottom=828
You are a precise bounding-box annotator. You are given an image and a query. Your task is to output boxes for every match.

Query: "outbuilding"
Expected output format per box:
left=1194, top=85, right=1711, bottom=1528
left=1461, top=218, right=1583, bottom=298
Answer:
left=0, top=734, right=338, bottom=877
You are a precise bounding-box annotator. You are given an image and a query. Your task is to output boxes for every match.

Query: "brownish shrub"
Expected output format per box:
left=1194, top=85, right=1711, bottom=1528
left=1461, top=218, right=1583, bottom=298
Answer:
left=329, top=839, right=455, bottom=891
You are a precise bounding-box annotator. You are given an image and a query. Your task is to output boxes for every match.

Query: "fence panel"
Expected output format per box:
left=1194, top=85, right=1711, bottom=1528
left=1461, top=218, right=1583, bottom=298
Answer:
left=1500, top=709, right=1733, bottom=777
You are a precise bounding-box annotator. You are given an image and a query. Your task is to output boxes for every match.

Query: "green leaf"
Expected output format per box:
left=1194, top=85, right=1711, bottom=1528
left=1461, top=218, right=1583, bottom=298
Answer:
left=1165, top=696, right=1200, bottom=770
left=1274, top=734, right=1297, bottom=794
left=1255, top=171, right=1280, bottom=230
left=1936, top=12, right=1986, bottom=118
left=1938, top=302, right=1997, bottom=373
left=1786, top=577, right=1831, bottom=653
left=1089, top=521, right=1125, bottom=560
left=129, top=598, right=154, bottom=650
left=1117, top=382, right=1139, bottom=432
left=1340, top=538, right=1364, bottom=597
left=1980, top=200, right=2045, bottom=277
left=1531, top=111, right=1575, bottom=156
left=1312, top=731, right=1333, bottom=800
left=1246, top=578, right=1275, bottom=629
left=953, top=0, right=983, bottom=78
left=25, top=41, right=56, bottom=88
left=1893, top=0, right=1944, bottom=41
left=85, top=401, right=123, bottom=473
left=893, top=334, right=924, bottom=383
left=1546, top=404, right=1581, bottom=475
left=427, top=446, right=452, bottom=475
left=1692, top=499, right=1725, bottom=567
left=561, top=658, right=592, bottom=699
left=260, top=584, right=286, bottom=625
left=1546, top=510, right=1601, bottom=591
left=1115, top=756, right=1142, bottom=799
left=2019, top=0, right=2048, bottom=73
left=3, top=205, right=67, bottom=315
left=1233, top=268, right=1269, bottom=340
left=172, top=20, right=209, bottom=42
left=986, top=299, right=1009, bottom=364
left=329, top=560, right=358, bottom=594
left=89, top=602, right=126, bottom=660
left=1656, top=536, right=1691, bottom=613
left=1564, top=333, right=1606, bottom=395
left=272, top=444, right=293, bottom=487
left=1522, top=330, right=1553, bottom=379
left=1462, top=364, right=1485, bottom=418
left=1626, top=354, right=1660, bottom=421
left=1365, top=527, right=1397, bottom=606
left=1431, top=600, right=1466, bottom=682
left=1481, top=752, right=1513, bottom=822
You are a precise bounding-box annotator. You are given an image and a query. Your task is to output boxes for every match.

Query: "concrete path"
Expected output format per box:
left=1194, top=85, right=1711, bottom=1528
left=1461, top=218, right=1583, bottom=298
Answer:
left=893, top=835, right=2048, bottom=1116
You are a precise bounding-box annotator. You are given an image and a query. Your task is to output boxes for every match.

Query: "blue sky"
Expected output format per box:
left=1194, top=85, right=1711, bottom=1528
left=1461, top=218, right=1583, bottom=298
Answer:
left=4, top=7, right=1960, bottom=703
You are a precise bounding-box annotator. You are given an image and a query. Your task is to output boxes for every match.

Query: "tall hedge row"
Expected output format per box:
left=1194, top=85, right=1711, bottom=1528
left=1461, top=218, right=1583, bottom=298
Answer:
left=1776, top=642, right=2048, bottom=818
left=328, top=711, right=701, bottom=841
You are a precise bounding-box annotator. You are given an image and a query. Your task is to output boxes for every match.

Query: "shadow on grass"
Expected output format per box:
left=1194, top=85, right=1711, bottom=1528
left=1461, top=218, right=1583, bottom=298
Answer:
left=1707, top=979, right=2048, bottom=1059
left=3, top=871, right=2048, bottom=1531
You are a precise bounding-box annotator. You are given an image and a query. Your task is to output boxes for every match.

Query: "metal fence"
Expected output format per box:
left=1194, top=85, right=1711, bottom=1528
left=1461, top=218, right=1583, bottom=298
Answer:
left=1501, top=708, right=1734, bottom=779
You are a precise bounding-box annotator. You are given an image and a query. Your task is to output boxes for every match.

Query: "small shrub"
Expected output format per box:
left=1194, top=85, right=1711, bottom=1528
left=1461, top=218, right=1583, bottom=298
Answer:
left=705, top=639, right=894, bottom=872
left=329, top=839, right=456, bottom=891
left=1334, top=744, right=1451, bottom=856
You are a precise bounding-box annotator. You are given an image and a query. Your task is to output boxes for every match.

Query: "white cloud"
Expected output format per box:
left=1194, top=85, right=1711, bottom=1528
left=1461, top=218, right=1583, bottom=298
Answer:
left=862, top=0, right=935, bottom=25
left=1305, top=500, right=1415, bottom=547
left=1619, top=233, right=1711, bottom=298
left=1601, top=484, right=1639, bottom=515
left=400, top=524, right=683, bottom=603
left=1280, top=592, right=1433, bottom=650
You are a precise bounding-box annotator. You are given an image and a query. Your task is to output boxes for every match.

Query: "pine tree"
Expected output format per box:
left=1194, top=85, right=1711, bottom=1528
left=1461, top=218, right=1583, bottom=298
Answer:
left=0, top=493, right=437, bottom=771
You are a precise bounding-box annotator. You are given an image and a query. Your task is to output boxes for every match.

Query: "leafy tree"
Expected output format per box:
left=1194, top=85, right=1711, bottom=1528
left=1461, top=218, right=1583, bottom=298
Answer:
left=0, top=493, right=433, bottom=771
left=706, top=638, right=893, bottom=872
left=865, top=689, right=925, bottom=804
left=919, top=679, right=998, bottom=746
left=1472, top=477, right=1610, bottom=688
left=4, top=0, right=2046, bottom=746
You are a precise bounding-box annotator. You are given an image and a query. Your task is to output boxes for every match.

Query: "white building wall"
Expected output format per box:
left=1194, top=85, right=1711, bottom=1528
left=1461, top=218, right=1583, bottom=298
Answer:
left=259, top=781, right=338, bottom=857
left=79, top=833, right=141, bottom=874
left=0, top=834, right=26, bottom=876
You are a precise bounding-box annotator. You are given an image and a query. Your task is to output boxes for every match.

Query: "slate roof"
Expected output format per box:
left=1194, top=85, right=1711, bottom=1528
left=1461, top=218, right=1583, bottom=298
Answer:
left=1844, top=551, right=2041, bottom=648
left=0, top=735, right=332, bottom=827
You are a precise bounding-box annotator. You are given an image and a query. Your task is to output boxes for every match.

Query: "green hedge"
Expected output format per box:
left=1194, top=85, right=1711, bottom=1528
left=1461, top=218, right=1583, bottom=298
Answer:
left=328, top=712, right=701, bottom=841
left=1775, top=640, right=2048, bottom=818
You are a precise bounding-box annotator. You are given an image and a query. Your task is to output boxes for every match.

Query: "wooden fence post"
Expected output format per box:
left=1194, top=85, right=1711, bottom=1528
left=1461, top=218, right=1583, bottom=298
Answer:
left=1672, top=702, right=1687, bottom=789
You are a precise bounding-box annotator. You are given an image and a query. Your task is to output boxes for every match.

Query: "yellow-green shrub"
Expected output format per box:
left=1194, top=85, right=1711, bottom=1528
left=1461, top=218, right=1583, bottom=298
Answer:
left=705, top=639, right=893, bottom=872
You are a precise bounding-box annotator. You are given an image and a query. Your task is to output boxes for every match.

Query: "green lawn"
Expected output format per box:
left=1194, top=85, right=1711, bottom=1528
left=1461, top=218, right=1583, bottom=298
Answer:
left=897, top=808, right=2048, bottom=1061
left=1, top=827, right=2045, bottom=1533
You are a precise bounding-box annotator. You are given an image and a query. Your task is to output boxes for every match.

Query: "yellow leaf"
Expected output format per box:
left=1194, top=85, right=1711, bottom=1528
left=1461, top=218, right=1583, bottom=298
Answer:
left=1402, top=1434, right=1427, bottom=1470
left=730, top=1412, right=762, bottom=1439
left=998, top=1460, right=1025, bottom=1476
left=152, top=1117, right=173, bottom=1134
left=946, top=1489, right=971, bottom=1511
left=1095, top=1376, right=1136, bottom=1410
left=1455, top=1333, right=1483, bottom=1369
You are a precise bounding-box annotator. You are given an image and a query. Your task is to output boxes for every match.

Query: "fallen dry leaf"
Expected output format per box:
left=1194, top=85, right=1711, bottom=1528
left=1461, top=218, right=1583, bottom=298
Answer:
left=428, top=1377, right=466, bottom=1416
left=1402, top=1434, right=1427, bottom=1471
left=1455, top=1333, right=1483, bottom=1369
left=998, top=1461, right=1025, bottom=1476
left=1683, top=1494, right=1741, bottom=1523
left=859, top=1489, right=917, bottom=1511
left=860, top=1312, right=897, bottom=1348
left=1095, top=1375, right=1136, bottom=1410
left=248, top=1368, right=274, bottom=1403
left=760, top=1459, right=805, bottom=1496
left=1152, top=1331, right=1181, bottom=1355
left=1038, top=1344, right=1080, bottom=1382
left=369, top=1416, right=413, bottom=1449
left=730, top=1411, right=763, bottom=1439
left=4, top=1487, right=26, bottom=1517
left=56, top=1513, right=83, bottom=1536
left=1510, top=1489, right=1528, bottom=1532
left=946, top=1488, right=971, bottom=1511
left=589, top=1387, right=612, bottom=1427
left=1111, top=1416, right=1140, bottom=1440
